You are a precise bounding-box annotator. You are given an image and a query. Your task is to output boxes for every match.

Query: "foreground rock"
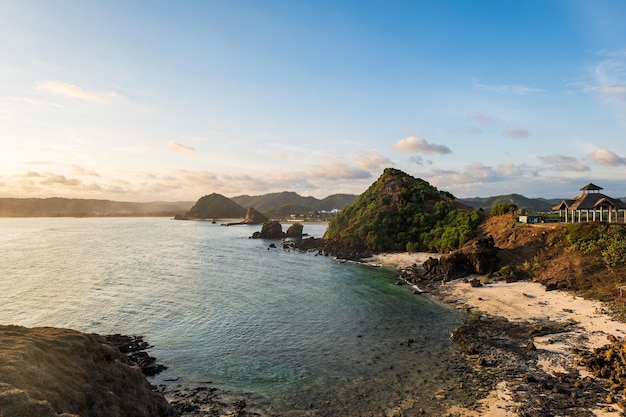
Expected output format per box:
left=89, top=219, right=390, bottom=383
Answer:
left=421, top=235, right=499, bottom=281
left=449, top=312, right=608, bottom=416
left=0, top=325, right=175, bottom=417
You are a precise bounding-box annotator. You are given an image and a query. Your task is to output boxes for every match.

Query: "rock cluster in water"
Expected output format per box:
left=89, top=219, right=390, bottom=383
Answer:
left=251, top=221, right=304, bottom=239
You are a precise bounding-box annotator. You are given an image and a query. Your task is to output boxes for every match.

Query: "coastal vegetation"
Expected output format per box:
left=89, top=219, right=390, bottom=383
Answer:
left=565, top=222, right=626, bottom=271
left=489, top=202, right=518, bottom=216
left=325, top=168, right=483, bottom=253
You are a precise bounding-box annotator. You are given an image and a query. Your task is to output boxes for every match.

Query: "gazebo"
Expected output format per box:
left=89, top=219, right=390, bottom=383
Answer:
left=552, top=183, right=626, bottom=223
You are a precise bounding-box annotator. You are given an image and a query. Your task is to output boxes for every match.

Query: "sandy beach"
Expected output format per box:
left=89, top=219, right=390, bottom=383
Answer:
left=369, top=252, right=626, bottom=416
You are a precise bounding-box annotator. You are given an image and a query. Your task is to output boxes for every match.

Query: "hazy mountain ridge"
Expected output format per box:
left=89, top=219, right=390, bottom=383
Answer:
left=0, top=198, right=193, bottom=217
left=231, top=192, right=357, bottom=212
left=458, top=194, right=565, bottom=212
left=5, top=191, right=620, bottom=218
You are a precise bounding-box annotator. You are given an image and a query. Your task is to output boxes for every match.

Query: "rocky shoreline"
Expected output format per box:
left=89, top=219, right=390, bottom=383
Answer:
left=4, top=245, right=626, bottom=416
left=381, top=258, right=626, bottom=416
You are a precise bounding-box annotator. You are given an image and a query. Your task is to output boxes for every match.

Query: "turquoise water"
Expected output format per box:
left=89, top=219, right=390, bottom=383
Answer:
left=0, top=217, right=463, bottom=415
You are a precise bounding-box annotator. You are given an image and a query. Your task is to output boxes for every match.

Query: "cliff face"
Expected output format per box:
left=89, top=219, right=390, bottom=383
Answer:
left=0, top=325, right=175, bottom=417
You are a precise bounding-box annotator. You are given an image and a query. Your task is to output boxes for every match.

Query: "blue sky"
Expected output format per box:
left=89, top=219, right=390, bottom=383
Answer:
left=1, top=1, right=626, bottom=201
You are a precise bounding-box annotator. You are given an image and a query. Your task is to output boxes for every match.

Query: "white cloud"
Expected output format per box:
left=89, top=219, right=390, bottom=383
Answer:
left=409, top=156, right=433, bottom=166
left=307, top=156, right=371, bottom=181
left=38, top=81, right=113, bottom=103
left=589, top=148, right=626, bottom=166
left=72, top=165, right=101, bottom=177
left=503, top=128, right=529, bottom=139
left=538, top=155, right=590, bottom=172
left=468, top=111, right=493, bottom=124
left=585, top=50, right=626, bottom=102
left=392, top=136, right=451, bottom=154
left=352, top=150, right=392, bottom=171
left=168, top=141, right=196, bottom=154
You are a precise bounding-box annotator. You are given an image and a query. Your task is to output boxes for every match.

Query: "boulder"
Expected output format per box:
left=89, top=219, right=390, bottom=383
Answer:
left=286, top=223, right=304, bottom=238
left=252, top=221, right=285, bottom=239
left=422, top=235, right=499, bottom=280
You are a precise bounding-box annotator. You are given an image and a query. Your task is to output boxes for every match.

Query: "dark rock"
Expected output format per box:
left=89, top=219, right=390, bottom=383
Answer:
left=285, top=223, right=304, bottom=238
left=105, top=334, right=167, bottom=377
left=252, top=221, right=285, bottom=239
left=422, top=236, right=499, bottom=281
left=469, top=278, right=483, bottom=288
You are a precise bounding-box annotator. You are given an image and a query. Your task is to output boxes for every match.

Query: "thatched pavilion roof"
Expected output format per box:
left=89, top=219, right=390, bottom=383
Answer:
left=552, top=184, right=626, bottom=211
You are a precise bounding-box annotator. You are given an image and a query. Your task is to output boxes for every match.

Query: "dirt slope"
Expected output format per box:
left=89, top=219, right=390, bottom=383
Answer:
left=479, top=215, right=626, bottom=308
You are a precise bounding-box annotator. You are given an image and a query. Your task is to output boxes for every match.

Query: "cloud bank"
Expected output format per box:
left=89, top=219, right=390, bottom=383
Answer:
left=392, top=136, right=452, bottom=154
left=38, top=81, right=113, bottom=103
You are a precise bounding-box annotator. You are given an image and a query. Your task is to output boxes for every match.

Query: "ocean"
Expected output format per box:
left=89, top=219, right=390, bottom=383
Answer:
left=0, top=217, right=464, bottom=415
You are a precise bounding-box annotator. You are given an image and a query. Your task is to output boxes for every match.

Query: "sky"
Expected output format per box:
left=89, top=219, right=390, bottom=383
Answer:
left=1, top=0, right=626, bottom=202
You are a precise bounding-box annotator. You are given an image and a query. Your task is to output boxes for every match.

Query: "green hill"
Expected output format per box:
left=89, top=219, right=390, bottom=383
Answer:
left=231, top=192, right=356, bottom=213
left=183, top=193, right=247, bottom=219
left=325, top=168, right=483, bottom=253
left=459, top=194, right=561, bottom=212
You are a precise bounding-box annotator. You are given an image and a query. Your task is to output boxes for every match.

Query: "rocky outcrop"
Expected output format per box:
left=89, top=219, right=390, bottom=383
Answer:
left=422, top=236, right=499, bottom=280
left=290, top=236, right=372, bottom=261
left=578, top=335, right=626, bottom=407
left=251, top=220, right=285, bottom=239
left=242, top=207, right=268, bottom=224
left=0, top=325, right=175, bottom=417
left=285, top=223, right=303, bottom=238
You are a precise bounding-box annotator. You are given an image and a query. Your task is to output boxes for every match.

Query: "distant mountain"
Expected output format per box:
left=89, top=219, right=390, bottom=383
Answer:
left=459, top=194, right=563, bottom=212
left=182, top=193, right=247, bottom=219
left=0, top=198, right=193, bottom=217
left=231, top=192, right=356, bottom=213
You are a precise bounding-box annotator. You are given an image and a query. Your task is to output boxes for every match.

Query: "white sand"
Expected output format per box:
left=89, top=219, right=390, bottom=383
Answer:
left=365, top=252, right=440, bottom=269
left=370, top=252, right=626, bottom=416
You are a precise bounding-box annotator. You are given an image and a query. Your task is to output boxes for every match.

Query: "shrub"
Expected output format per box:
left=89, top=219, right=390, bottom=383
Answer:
left=490, top=203, right=517, bottom=216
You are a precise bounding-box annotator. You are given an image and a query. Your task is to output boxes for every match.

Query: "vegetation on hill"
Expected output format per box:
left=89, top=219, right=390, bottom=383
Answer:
left=460, top=194, right=560, bottom=212
left=264, top=204, right=312, bottom=218
left=490, top=202, right=518, bottom=216
left=325, top=168, right=483, bottom=253
left=183, top=193, right=247, bottom=219
left=231, top=192, right=356, bottom=213
left=564, top=222, right=626, bottom=271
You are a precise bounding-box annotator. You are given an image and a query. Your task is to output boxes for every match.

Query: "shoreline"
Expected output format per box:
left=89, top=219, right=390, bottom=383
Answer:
left=369, top=252, right=626, bottom=416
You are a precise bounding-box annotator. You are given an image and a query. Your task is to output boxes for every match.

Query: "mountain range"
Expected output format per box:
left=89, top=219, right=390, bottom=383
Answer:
left=3, top=191, right=623, bottom=218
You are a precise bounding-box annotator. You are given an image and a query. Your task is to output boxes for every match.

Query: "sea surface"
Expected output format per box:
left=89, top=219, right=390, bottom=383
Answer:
left=0, top=217, right=465, bottom=415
